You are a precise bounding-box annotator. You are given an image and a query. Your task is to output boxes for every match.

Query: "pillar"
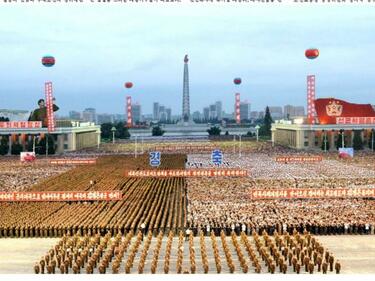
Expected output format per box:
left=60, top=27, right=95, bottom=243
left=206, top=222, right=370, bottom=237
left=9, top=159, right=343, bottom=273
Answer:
left=308, top=131, right=315, bottom=149
left=7, top=134, right=12, bottom=155
left=329, top=131, right=336, bottom=151
left=56, top=134, right=64, bottom=154
left=67, top=133, right=76, bottom=151
left=349, top=130, right=354, bottom=147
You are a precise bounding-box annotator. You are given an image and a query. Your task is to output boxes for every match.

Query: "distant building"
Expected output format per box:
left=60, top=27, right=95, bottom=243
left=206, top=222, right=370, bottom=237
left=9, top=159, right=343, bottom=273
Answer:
left=215, top=101, right=223, bottom=120
left=132, top=104, right=142, bottom=124
left=69, top=111, right=81, bottom=120
left=153, top=102, right=171, bottom=122
left=284, top=105, right=305, bottom=119
left=82, top=108, right=96, bottom=123
left=153, top=102, right=159, bottom=120
left=250, top=111, right=260, bottom=120
left=209, top=104, right=216, bottom=120
left=192, top=111, right=201, bottom=121
left=203, top=107, right=210, bottom=121
left=96, top=113, right=114, bottom=124
left=166, top=108, right=172, bottom=121
left=268, top=106, right=283, bottom=120
left=0, top=109, right=29, bottom=121
left=113, top=114, right=125, bottom=123
left=240, top=102, right=251, bottom=120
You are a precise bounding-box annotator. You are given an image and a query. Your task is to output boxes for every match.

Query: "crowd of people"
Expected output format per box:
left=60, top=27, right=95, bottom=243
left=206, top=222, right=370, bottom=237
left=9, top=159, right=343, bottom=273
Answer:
left=0, top=155, right=187, bottom=238
left=187, top=180, right=375, bottom=234
left=186, top=153, right=375, bottom=189
left=32, top=229, right=341, bottom=274
left=0, top=158, right=71, bottom=192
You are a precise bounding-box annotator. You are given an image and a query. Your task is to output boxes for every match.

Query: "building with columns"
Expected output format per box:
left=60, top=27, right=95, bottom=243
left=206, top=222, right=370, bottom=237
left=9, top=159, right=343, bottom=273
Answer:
left=272, top=98, right=375, bottom=150
left=0, top=121, right=101, bottom=155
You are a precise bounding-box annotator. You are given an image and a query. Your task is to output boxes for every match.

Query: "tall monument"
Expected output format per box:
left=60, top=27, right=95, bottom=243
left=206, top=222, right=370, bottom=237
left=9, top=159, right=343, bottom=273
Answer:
left=182, top=54, right=191, bottom=123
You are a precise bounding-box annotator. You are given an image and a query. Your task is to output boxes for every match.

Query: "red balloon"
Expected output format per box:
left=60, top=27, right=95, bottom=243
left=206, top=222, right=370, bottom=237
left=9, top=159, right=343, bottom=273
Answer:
left=124, top=82, right=133, bottom=89
left=305, top=48, right=319, bottom=59
left=233, top=78, right=242, bottom=85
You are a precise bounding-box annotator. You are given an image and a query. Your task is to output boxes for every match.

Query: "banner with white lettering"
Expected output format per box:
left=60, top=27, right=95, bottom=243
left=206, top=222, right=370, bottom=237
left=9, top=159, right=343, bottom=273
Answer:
left=0, top=191, right=122, bottom=202
left=124, top=169, right=248, bottom=178
left=251, top=188, right=375, bottom=200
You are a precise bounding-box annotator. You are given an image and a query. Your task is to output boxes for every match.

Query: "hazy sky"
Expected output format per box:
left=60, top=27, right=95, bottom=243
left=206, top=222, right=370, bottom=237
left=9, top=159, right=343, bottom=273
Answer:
left=0, top=4, right=374, bottom=116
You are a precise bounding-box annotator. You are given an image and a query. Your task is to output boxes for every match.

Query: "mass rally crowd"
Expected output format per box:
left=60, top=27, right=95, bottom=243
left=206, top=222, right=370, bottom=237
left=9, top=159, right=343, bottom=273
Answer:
left=0, top=158, right=71, bottom=192
left=186, top=152, right=375, bottom=234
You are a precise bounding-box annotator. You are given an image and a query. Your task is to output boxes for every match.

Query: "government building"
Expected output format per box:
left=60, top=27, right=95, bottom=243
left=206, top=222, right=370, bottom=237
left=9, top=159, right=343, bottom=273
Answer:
left=0, top=120, right=101, bottom=154
left=272, top=98, right=375, bottom=150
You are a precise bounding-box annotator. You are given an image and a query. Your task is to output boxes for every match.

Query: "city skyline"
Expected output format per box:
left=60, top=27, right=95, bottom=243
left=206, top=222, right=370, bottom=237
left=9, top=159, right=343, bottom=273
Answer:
left=0, top=6, right=374, bottom=116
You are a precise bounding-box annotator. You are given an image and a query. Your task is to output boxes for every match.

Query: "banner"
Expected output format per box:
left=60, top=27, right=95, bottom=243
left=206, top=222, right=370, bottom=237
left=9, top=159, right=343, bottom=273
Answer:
left=49, top=158, right=97, bottom=165
left=339, top=148, right=354, bottom=158
left=45, top=82, right=56, bottom=132
left=275, top=156, right=323, bottom=163
left=0, top=191, right=122, bottom=202
left=20, top=152, right=36, bottom=162
left=336, top=117, right=375, bottom=125
left=0, top=121, right=42, bottom=129
left=315, top=98, right=375, bottom=125
left=124, top=169, right=248, bottom=178
left=148, top=145, right=216, bottom=152
left=251, top=188, right=375, bottom=200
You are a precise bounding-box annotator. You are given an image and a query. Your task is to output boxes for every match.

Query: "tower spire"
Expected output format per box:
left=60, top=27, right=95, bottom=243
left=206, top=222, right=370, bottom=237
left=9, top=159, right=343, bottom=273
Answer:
left=182, top=54, right=190, bottom=123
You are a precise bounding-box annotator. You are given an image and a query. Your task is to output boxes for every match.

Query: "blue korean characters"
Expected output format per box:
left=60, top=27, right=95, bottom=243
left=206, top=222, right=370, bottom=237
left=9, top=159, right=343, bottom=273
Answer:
left=211, top=149, right=223, bottom=166
left=149, top=151, right=161, bottom=167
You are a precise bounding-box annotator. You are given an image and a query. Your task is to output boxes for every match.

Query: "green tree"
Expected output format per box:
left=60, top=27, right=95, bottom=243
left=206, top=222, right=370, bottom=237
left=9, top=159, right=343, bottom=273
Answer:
left=352, top=130, right=364, bottom=150
left=11, top=143, right=23, bottom=155
left=152, top=125, right=165, bottom=136
left=115, top=122, right=130, bottom=139
left=101, top=123, right=113, bottom=139
left=336, top=130, right=346, bottom=150
left=225, top=131, right=229, bottom=136
left=246, top=131, right=254, bottom=137
left=37, top=135, right=56, bottom=155
left=0, top=137, right=9, bottom=155
left=207, top=126, right=221, bottom=136
left=259, top=106, right=273, bottom=137
left=0, top=116, right=10, bottom=121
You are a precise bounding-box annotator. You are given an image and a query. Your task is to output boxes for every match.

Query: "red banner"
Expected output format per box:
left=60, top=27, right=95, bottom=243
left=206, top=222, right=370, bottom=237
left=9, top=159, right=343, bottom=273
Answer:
left=235, top=93, right=240, bottom=124
left=49, top=158, right=97, bottom=165
left=275, top=156, right=323, bottom=163
left=126, top=96, right=132, bottom=127
left=125, top=169, right=248, bottom=178
left=315, top=98, right=375, bottom=125
left=0, top=191, right=122, bottom=202
left=45, top=82, right=55, bottom=132
left=251, top=188, right=375, bottom=200
left=307, top=75, right=316, bottom=124
left=149, top=145, right=216, bottom=152
left=0, top=121, right=42, bottom=129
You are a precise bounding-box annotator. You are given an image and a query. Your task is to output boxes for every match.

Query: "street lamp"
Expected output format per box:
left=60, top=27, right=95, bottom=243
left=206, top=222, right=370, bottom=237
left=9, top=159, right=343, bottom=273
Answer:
left=255, top=125, right=260, bottom=142
left=371, top=129, right=374, bottom=151
left=134, top=135, right=138, bottom=158
left=111, top=126, right=116, bottom=144
left=239, top=134, right=242, bottom=158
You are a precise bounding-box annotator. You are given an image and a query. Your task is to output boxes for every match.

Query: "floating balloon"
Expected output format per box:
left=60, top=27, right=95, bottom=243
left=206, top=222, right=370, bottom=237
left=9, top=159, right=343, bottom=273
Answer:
left=305, top=48, right=319, bottom=59
left=42, top=55, right=55, bottom=67
left=124, top=82, right=133, bottom=89
left=233, top=78, right=242, bottom=85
